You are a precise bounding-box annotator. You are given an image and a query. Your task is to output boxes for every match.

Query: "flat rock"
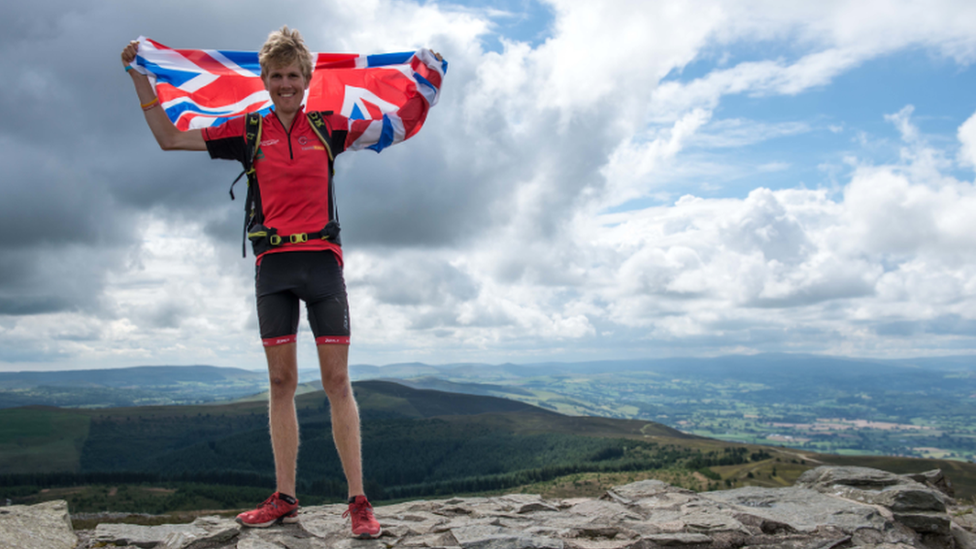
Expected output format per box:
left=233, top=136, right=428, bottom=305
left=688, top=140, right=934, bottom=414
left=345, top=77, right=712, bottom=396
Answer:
left=796, top=466, right=905, bottom=490
left=798, top=467, right=947, bottom=516
left=644, top=533, right=714, bottom=545
left=452, top=524, right=565, bottom=549
left=891, top=512, right=951, bottom=535
left=903, top=470, right=955, bottom=498
left=702, top=486, right=888, bottom=534
left=607, top=480, right=684, bottom=502
left=93, top=515, right=239, bottom=548
left=0, top=500, right=77, bottom=549
left=568, top=499, right=644, bottom=523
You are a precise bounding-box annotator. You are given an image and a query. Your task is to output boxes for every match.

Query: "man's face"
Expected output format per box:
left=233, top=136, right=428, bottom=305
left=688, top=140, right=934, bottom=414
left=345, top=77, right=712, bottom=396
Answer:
left=263, top=61, right=308, bottom=115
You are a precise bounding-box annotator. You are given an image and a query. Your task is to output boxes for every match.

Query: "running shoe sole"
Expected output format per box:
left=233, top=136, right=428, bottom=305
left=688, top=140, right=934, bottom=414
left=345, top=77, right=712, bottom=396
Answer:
left=354, top=528, right=382, bottom=539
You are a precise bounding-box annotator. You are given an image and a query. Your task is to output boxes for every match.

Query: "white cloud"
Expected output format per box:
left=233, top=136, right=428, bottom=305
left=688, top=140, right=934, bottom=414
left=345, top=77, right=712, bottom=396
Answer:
left=960, top=110, right=976, bottom=169
left=339, top=104, right=976, bottom=360
left=4, top=0, right=976, bottom=369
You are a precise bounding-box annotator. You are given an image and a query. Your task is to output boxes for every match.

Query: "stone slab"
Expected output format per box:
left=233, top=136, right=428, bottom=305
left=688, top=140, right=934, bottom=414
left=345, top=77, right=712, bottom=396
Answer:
left=0, top=500, right=77, bottom=549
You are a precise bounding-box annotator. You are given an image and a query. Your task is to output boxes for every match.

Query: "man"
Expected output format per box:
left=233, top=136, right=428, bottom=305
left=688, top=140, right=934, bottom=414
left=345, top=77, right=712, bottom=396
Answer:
left=121, top=27, right=443, bottom=539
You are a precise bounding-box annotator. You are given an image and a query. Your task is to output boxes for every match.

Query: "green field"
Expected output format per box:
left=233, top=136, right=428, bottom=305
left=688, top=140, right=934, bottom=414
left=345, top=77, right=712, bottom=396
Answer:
left=0, top=407, right=90, bottom=473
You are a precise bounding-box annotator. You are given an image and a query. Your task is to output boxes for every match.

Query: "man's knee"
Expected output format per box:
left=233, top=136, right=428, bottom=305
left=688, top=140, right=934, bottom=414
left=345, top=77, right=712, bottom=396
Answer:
left=321, top=369, right=351, bottom=398
left=269, top=369, right=298, bottom=396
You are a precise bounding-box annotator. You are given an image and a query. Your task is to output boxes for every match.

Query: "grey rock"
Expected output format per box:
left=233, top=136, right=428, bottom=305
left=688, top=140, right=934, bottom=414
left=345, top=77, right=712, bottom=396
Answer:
left=796, top=466, right=947, bottom=513
left=644, top=533, right=714, bottom=545
left=568, top=526, right=638, bottom=540
left=904, top=469, right=955, bottom=498
left=891, top=512, right=950, bottom=535
left=793, top=465, right=954, bottom=537
left=952, top=524, right=976, bottom=549
left=17, top=464, right=975, bottom=549
left=517, top=501, right=561, bottom=514
left=827, top=484, right=946, bottom=515
left=851, top=527, right=886, bottom=545
left=400, top=531, right=461, bottom=547
left=296, top=503, right=348, bottom=538
left=564, top=540, right=643, bottom=549
left=237, top=537, right=285, bottom=549
left=452, top=524, right=565, bottom=549
left=702, top=486, right=888, bottom=534
left=796, top=466, right=905, bottom=490
left=0, top=500, right=77, bottom=549
left=607, top=480, right=685, bottom=502
left=239, top=527, right=333, bottom=549
left=93, top=515, right=239, bottom=548
left=953, top=508, right=976, bottom=532
left=679, top=512, right=750, bottom=535
left=568, top=499, right=645, bottom=523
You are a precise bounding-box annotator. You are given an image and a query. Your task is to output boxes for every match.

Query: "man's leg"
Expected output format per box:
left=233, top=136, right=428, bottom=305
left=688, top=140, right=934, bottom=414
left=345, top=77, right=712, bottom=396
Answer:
left=316, top=343, right=364, bottom=497
left=266, top=342, right=300, bottom=497
left=235, top=340, right=301, bottom=527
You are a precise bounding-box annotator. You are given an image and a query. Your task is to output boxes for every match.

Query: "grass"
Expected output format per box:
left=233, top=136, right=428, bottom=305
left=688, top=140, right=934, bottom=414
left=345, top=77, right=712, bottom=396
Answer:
left=0, top=407, right=90, bottom=473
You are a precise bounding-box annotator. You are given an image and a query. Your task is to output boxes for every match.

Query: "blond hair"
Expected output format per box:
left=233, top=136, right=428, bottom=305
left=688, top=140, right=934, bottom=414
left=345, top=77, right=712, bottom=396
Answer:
left=259, top=26, right=313, bottom=81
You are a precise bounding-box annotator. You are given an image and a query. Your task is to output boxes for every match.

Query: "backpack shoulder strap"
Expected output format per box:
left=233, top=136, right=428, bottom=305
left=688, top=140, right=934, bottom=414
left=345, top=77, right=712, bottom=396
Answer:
left=306, top=110, right=340, bottom=227
left=237, top=112, right=264, bottom=257
left=306, top=110, right=335, bottom=164
left=245, top=112, right=263, bottom=166
left=228, top=112, right=263, bottom=201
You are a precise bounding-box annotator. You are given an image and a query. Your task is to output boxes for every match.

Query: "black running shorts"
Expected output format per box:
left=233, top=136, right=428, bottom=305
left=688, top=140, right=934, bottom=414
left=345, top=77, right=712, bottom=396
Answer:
left=255, top=251, right=350, bottom=346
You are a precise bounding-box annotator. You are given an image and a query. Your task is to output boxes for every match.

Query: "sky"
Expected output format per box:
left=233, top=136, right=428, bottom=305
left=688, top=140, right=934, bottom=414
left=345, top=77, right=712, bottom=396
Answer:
left=2, top=0, right=976, bottom=371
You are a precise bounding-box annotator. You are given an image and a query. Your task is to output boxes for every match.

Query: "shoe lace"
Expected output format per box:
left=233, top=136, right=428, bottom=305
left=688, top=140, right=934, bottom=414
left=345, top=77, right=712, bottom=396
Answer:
left=259, top=494, right=279, bottom=510
left=343, top=499, right=374, bottom=521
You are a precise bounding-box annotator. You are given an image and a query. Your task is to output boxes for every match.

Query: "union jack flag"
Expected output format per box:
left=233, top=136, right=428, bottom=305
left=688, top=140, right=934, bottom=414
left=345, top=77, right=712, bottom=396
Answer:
left=129, top=37, right=447, bottom=152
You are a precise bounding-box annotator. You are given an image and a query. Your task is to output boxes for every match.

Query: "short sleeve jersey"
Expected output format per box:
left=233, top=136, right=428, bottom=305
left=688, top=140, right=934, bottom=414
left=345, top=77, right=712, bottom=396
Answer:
left=204, top=107, right=350, bottom=264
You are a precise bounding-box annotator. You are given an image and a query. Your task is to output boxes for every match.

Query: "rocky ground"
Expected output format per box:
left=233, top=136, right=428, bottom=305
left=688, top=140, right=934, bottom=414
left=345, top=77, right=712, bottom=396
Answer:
left=3, top=466, right=976, bottom=549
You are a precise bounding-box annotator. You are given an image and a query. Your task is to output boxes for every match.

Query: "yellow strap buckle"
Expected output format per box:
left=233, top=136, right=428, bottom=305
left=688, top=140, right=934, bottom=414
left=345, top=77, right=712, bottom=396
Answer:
left=269, top=234, right=282, bottom=246
left=289, top=233, right=308, bottom=244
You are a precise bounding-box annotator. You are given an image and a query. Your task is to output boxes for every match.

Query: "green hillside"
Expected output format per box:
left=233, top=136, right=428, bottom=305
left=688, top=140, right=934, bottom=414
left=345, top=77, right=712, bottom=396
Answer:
left=0, top=407, right=90, bottom=473
left=2, top=380, right=975, bottom=516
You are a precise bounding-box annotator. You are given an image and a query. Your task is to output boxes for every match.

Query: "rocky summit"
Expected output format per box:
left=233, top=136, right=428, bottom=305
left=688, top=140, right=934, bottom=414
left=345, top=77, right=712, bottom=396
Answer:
left=4, top=466, right=976, bottom=549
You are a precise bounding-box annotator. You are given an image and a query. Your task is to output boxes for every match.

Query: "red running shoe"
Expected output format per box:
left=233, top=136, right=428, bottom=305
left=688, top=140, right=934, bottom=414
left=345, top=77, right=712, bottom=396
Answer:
left=343, top=495, right=381, bottom=539
left=236, top=492, right=299, bottom=528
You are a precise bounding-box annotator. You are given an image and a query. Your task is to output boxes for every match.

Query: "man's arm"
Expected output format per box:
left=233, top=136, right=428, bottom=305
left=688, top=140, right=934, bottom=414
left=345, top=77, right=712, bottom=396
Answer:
left=122, top=40, right=206, bottom=152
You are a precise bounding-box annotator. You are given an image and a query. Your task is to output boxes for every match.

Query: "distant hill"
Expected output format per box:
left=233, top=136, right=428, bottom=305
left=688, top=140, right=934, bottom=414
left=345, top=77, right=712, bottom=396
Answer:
left=0, top=381, right=703, bottom=500
left=353, top=354, right=976, bottom=462
left=0, top=365, right=316, bottom=409
left=0, top=365, right=264, bottom=390
left=351, top=353, right=976, bottom=384
left=3, top=354, right=972, bottom=408
left=4, top=379, right=976, bottom=516
left=3, top=354, right=976, bottom=465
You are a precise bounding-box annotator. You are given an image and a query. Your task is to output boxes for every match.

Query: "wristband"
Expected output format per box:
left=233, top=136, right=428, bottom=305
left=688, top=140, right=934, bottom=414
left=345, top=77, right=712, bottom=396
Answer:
left=125, top=65, right=133, bottom=73
left=140, top=97, right=159, bottom=109
left=142, top=102, right=160, bottom=112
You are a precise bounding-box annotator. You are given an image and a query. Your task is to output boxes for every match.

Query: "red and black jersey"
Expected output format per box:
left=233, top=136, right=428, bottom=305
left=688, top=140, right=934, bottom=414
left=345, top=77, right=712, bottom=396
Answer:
left=204, top=107, right=352, bottom=264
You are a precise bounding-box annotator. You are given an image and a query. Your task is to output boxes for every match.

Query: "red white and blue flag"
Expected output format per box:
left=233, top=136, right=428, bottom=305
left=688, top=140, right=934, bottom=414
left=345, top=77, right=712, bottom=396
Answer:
left=128, top=37, right=447, bottom=152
